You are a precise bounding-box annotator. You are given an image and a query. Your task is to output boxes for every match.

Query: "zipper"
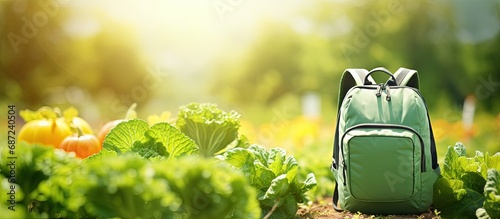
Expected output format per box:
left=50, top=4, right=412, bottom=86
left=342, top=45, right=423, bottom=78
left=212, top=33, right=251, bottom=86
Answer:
left=385, top=85, right=391, bottom=101
left=374, top=84, right=391, bottom=101
left=375, top=84, right=382, bottom=97
left=340, top=123, right=426, bottom=175
left=346, top=85, right=424, bottom=101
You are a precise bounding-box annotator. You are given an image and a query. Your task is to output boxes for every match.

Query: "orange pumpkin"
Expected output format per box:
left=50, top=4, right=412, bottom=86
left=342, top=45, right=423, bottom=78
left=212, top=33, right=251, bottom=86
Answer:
left=59, top=133, right=101, bottom=159
left=19, top=119, right=72, bottom=148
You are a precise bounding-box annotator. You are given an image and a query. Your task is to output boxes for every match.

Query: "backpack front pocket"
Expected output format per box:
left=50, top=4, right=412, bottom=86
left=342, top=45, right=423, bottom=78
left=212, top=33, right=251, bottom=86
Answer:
left=342, top=124, right=424, bottom=202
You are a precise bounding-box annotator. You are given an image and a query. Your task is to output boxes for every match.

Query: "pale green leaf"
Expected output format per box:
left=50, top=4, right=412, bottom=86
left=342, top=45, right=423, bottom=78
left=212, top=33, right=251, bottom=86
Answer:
left=139, top=122, right=198, bottom=159
left=268, top=149, right=284, bottom=175
left=103, top=119, right=149, bottom=154
left=476, top=208, right=491, bottom=219
left=176, top=103, right=240, bottom=157
left=248, top=144, right=269, bottom=165
left=454, top=142, right=466, bottom=156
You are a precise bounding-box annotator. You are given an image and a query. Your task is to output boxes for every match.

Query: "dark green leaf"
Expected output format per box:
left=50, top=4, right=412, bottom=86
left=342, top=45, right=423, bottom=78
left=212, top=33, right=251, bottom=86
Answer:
left=434, top=176, right=485, bottom=218
left=461, top=172, right=487, bottom=194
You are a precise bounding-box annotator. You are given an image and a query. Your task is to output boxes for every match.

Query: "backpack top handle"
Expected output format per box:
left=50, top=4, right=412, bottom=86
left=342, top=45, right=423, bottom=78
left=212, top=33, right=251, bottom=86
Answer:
left=364, top=67, right=398, bottom=86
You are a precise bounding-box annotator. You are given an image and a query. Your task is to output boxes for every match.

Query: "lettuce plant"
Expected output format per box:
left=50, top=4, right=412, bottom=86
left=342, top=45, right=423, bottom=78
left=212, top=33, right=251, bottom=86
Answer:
left=0, top=142, right=82, bottom=218
left=433, top=142, right=500, bottom=218
left=218, top=144, right=316, bottom=219
left=1, top=144, right=260, bottom=219
left=176, top=103, right=240, bottom=157
left=68, top=155, right=261, bottom=219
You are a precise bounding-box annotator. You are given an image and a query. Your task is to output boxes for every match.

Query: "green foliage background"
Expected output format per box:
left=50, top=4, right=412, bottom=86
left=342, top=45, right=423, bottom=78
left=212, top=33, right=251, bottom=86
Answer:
left=2, top=0, right=499, bottom=111
left=0, top=1, right=498, bottom=155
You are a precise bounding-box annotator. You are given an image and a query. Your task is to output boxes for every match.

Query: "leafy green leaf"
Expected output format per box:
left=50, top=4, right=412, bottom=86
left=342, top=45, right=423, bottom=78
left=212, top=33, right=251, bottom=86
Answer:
left=261, top=174, right=289, bottom=201
left=461, top=172, right=486, bottom=194
left=302, top=173, right=318, bottom=192
left=103, top=119, right=197, bottom=159
left=248, top=144, right=269, bottom=165
left=103, top=119, right=149, bottom=154
left=217, top=148, right=255, bottom=172
left=454, top=142, right=466, bottom=156
left=133, top=122, right=198, bottom=159
left=177, top=103, right=240, bottom=157
left=86, top=149, right=118, bottom=161
left=282, top=194, right=299, bottom=217
left=254, top=161, right=276, bottom=189
left=485, top=153, right=500, bottom=174
left=235, top=135, right=251, bottom=149
left=483, top=168, right=500, bottom=218
left=150, top=122, right=198, bottom=157
left=433, top=176, right=485, bottom=218
left=283, top=156, right=299, bottom=182
left=268, top=148, right=285, bottom=175
left=443, top=143, right=482, bottom=180
left=443, top=144, right=461, bottom=179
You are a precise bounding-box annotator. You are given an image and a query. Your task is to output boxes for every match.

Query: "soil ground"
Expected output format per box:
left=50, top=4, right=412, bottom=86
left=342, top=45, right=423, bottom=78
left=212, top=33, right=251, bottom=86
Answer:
left=297, top=197, right=439, bottom=219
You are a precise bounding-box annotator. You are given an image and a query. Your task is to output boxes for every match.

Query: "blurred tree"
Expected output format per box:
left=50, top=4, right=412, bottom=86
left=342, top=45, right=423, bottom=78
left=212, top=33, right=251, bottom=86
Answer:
left=214, top=24, right=301, bottom=105
left=211, top=0, right=499, bottom=112
left=0, top=1, right=151, bottom=114
left=211, top=22, right=341, bottom=106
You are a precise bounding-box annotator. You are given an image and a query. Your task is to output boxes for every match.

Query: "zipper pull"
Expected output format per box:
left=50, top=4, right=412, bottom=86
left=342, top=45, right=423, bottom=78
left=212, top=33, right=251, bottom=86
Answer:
left=376, top=84, right=382, bottom=97
left=386, top=85, right=391, bottom=101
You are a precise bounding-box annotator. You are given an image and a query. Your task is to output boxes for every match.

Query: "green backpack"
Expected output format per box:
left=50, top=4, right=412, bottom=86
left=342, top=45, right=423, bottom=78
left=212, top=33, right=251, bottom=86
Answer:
left=330, top=67, right=441, bottom=214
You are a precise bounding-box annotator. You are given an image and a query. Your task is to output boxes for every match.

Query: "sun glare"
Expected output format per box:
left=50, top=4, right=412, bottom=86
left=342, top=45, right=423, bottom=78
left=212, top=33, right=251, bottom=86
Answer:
left=62, top=0, right=310, bottom=74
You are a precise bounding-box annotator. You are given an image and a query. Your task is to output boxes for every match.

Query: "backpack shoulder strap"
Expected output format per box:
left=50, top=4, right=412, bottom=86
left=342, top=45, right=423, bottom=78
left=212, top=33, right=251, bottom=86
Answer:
left=393, top=67, right=419, bottom=89
left=332, top=183, right=342, bottom=211
left=338, top=69, right=375, bottom=110
left=335, top=68, right=373, bottom=164
left=332, top=68, right=374, bottom=212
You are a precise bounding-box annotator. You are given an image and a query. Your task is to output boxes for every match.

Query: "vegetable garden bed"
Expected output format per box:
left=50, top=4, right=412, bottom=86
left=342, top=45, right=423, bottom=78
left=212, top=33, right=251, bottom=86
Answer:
left=1, top=103, right=499, bottom=219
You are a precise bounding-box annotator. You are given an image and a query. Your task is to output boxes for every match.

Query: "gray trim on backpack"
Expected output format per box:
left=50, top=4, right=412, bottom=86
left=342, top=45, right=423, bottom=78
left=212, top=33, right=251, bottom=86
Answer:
left=393, top=68, right=420, bottom=89
left=337, top=69, right=375, bottom=111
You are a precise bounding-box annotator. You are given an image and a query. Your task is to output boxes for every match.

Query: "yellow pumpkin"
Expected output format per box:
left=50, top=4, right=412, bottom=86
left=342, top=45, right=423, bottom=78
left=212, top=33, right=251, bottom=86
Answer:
left=18, top=119, right=72, bottom=148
